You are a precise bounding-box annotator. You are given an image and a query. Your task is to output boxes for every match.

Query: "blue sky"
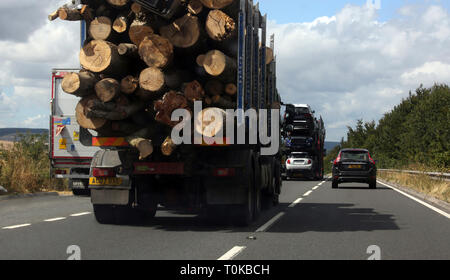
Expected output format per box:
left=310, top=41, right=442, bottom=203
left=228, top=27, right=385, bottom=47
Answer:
left=258, top=0, right=450, bottom=23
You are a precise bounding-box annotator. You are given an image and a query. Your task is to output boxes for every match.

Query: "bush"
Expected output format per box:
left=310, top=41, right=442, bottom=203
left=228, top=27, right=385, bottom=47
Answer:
left=0, top=133, right=67, bottom=194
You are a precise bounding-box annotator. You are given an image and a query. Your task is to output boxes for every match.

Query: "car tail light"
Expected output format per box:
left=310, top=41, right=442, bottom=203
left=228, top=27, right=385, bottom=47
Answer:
left=213, top=168, right=236, bottom=177
left=287, top=159, right=291, bottom=164
left=92, top=168, right=116, bottom=177
left=333, top=153, right=342, bottom=166
left=304, top=113, right=311, bottom=118
left=308, top=159, right=312, bottom=164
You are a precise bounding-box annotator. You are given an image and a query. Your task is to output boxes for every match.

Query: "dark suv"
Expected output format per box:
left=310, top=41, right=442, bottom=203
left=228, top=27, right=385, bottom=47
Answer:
left=332, top=149, right=377, bottom=189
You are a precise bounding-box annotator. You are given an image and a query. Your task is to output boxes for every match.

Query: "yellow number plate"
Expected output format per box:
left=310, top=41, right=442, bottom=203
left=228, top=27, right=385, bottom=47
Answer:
left=349, top=165, right=362, bottom=169
left=89, top=177, right=123, bottom=186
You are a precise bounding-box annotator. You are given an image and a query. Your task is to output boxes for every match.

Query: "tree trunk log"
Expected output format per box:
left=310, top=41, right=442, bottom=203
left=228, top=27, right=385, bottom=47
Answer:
left=194, top=107, right=227, bottom=138
left=62, top=72, right=97, bottom=97
left=129, top=19, right=154, bottom=46
left=138, top=34, right=174, bottom=68
left=118, top=43, right=139, bottom=58
left=138, top=67, right=166, bottom=99
left=183, top=80, right=205, bottom=102
left=188, top=0, right=204, bottom=15
left=80, top=40, right=128, bottom=76
left=58, top=7, right=82, bottom=21
left=95, top=78, right=120, bottom=102
left=112, top=15, right=129, bottom=34
left=265, top=47, right=274, bottom=65
left=89, top=17, right=114, bottom=41
left=85, top=98, right=146, bottom=121
left=225, top=83, right=237, bottom=96
left=120, top=75, right=139, bottom=94
left=160, top=14, right=201, bottom=48
left=161, top=137, right=177, bottom=156
left=200, top=0, right=234, bottom=9
left=48, top=10, right=59, bottom=21
left=154, top=91, right=191, bottom=127
left=202, top=50, right=236, bottom=82
left=76, top=95, right=107, bottom=130
left=106, top=0, right=130, bottom=8
left=126, top=135, right=154, bottom=160
left=206, top=10, right=236, bottom=41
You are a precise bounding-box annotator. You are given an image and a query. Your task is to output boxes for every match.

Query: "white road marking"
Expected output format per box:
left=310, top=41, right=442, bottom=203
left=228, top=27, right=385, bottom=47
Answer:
left=70, top=212, right=92, bottom=217
left=289, top=198, right=304, bottom=208
left=218, top=246, right=247, bottom=260
left=2, top=224, right=31, bottom=230
left=312, top=185, right=320, bottom=190
left=44, top=217, right=66, bottom=222
left=378, top=181, right=450, bottom=219
left=256, top=212, right=285, bottom=232
left=303, top=190, right=313, bottom=197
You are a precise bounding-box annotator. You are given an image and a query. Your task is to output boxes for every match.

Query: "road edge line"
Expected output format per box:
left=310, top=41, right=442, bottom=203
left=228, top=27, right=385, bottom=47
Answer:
left=378, top=180, right=450, bottom=219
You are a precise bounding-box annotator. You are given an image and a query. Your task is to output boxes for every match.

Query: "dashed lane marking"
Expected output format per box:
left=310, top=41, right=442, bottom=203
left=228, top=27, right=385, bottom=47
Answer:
left=218, top=246, right=247, bottom=260
left=2, top=224, right=31, bottom=230
left=255, top=212, right=286, bottom=232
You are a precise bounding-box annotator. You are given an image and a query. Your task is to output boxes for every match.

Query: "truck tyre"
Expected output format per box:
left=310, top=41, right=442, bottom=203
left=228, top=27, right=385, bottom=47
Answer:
left=261, top=166, right=274, bottom=210
left=93, top=205, right=116, bottom=225
left=231, top=152, right=255, bottom=227
left=369, top=180, right=377, bottom=189
left=72, top=189, right=90, bottom=197
left=332, top=180, right=339, bottom=189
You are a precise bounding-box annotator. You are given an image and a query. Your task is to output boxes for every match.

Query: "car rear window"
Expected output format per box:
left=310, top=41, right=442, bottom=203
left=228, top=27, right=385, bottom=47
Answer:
left=294, top=107, right=309, bottom=114
left=341, top=151, right=369, bottom=161
left=290, top=153, right=309, bottom=158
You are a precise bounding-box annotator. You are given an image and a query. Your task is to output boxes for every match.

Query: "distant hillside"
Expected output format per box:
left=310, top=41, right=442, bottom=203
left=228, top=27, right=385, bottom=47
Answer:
left=0, top=128, right=48, bottom=141
left=325, top=141, right=340, bottom=154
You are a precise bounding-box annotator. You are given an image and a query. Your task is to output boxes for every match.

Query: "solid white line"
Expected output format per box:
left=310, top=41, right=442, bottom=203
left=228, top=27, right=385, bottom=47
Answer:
left=378, top=181, right=450, bottom=219
left=289, top=198, right=304, bottom=208
left=303, top=190, right=313, bottom=197
left=70, top=212, right=92, bottom=217
left=255, top=212, right=285, bottom=232
left=2, top=224, right=31, bottom=230
left=218, top=246, right=247, bottom=260
left=44, top=217, right=66, bottom=222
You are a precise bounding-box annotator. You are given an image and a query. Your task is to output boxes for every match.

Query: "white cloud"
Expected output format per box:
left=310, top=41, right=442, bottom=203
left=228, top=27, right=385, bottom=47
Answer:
left=269, top=4, right=450, bottom=140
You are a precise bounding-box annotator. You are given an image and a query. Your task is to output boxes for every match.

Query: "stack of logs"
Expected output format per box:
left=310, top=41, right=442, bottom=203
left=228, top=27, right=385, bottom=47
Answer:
left=50, top=0, right=274, bottom=159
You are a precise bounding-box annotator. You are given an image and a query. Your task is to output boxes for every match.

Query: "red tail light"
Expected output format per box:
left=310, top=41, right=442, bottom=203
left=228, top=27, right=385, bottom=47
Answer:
left=304, top=113, right=311, bottom=118
left=308, top=159, right=312, bottom=164
left=54, top=169, right=67, bottom=175
left=287, top=159, right=291, bottom=164
left=92, top=168, right=116, bottom=177
left=333, top=153, right=342, bottom=166
left=213, top=168, right=236, bottom=177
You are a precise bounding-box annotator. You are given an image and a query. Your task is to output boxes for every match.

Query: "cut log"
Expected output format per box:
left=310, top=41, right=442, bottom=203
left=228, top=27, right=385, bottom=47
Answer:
left=188, top=0, right=204, bottom=15
left=206, top=10, right=236, bottom=41
left=164, top=68, right=193, bottom=90
left=95, top=78, right=120, bottom=103
left=199, top=0, right=234, bottom=9
left=48, top=10, right=59, bottom=21
left=196, top=54, right=206, bottom=66
left=106, top=0, right=130, bottom=8
left=184, top=80, right=205, bottom=102
left=160, top=14, right=201, bottom=48
left=129, top=19, right=154, bottom=46
left=89, top=17, right=113, bottom=41
left=154, top=91, right=191, bottom=127
left=204, top=79, right=224, bottom=96
left=85, top=99, right=146, bottom=121
left=202, top=50, right=236, bottom=81
left=265, top=47, right=274, bottom=65
left=120, top=75, right=139, bottom=94
left=131, top=3, right=143, bottom=15
left=194, top=107, right=227, bottom=138
left=138, top=34, right=174, bottom=68
left=80, top=40, right=128, bottom=76
left=61, top=72, right=97, bottom=97
left=112, top=15, right=129, bottom=34
left=58, top=7, right=82, bottom=21
left=212, top=95, right=236, bottom=109
left=161, top=137, right=177, bottom=156
left=139, top=67, right=166, bottom=95
left=127, top=136, right=154, bottom=160
left=225, top=83, right=237, bottom=96
left=75, top=96, right=107, bottom=130
left=118, top=43, right=139, bottom=58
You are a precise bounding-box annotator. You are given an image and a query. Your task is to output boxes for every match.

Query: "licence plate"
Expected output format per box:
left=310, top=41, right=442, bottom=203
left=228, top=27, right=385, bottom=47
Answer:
left=348, top=165, right=362, bottom=169
left=89, top=177, right=123, bottom=186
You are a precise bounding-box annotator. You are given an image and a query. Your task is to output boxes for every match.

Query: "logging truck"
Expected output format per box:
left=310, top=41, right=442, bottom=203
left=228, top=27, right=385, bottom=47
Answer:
left=50, top=0, right=282, bottom=226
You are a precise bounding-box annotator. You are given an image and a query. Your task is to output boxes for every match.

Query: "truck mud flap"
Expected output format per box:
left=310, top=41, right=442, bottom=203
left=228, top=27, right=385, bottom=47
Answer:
left=91, top=189, right=129, bottom=206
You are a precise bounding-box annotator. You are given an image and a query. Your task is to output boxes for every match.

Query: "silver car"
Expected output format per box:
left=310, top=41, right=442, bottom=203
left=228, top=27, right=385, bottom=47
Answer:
left=285, top=152, right=314, bottom=180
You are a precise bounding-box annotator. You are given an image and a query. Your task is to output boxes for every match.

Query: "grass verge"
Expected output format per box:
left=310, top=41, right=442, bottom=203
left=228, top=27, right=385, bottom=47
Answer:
left=378, top=170, right=450, bottom=203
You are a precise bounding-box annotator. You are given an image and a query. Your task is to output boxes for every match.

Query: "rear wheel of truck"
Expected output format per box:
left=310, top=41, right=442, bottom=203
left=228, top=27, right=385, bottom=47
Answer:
left=332, top=180, right=339, bottom=189
left=231, top=151, right=255, bottom=227
left=93, top=205, right=116, bottom=224
left=369, top=180, right=377, bottom=189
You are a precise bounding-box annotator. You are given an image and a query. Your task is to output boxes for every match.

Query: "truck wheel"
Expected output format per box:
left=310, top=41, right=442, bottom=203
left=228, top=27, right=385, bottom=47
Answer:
left=93, top=205, right=116, bottom=225
left=72, top=189, right=90, bottom=197
left=369, top=180, right=377, bottom=189
left=231, top=153, right=255, bottom=227
left=332, top=180, right=339, bottom=189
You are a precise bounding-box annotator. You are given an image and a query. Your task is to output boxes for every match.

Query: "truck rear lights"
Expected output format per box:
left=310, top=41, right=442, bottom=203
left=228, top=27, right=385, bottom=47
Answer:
left=92, top=168, right=116, bottom=178
left=54, top=169, right=67, bottom=175
left=213, top=168, right=236, bottom=177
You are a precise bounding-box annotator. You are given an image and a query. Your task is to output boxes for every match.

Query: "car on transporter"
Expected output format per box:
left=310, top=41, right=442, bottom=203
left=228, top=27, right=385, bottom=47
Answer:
left=285, top=152, right=315, bottom=180
left=331, top=148, right=377, bottom=189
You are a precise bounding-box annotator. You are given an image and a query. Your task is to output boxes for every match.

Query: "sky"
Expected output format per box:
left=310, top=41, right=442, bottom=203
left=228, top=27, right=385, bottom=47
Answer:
left=0, top=0, right=449, bottom=141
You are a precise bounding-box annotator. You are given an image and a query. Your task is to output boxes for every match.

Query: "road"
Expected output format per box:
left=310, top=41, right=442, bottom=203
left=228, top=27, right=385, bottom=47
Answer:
left=1, top=179, right=449, bottom=260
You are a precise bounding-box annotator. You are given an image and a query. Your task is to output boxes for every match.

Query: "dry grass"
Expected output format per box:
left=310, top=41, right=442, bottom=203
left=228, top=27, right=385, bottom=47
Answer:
left=0, top=140, right=14, bottom=150
left=0, top=136, right=67, bottom=195
left=378, top=170, right=450, bottom=203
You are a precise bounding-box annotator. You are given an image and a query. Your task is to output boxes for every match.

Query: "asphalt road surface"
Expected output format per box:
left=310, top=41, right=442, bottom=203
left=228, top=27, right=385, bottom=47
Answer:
left=1, top=179, right=449, bottom=260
